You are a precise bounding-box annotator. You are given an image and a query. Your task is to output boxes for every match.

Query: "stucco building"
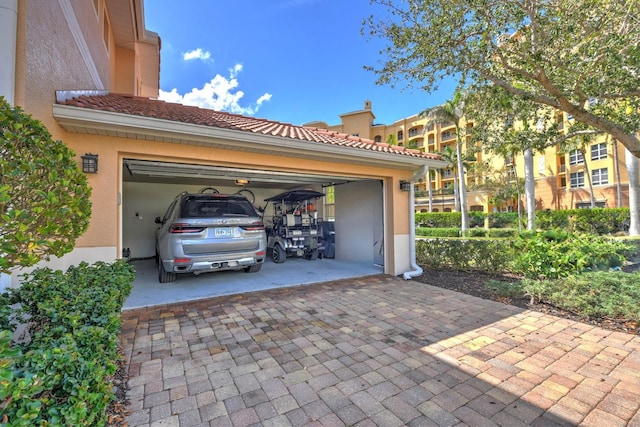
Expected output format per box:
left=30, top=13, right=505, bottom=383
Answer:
left=1, top=0, right=447, bottom=287
left=312, top=101, right=632, bottom=213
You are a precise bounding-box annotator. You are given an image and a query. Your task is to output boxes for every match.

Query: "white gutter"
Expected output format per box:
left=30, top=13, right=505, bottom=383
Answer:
left=403, top=165, right=428, bottom=280
left=0, top=0, right=17, bottom=105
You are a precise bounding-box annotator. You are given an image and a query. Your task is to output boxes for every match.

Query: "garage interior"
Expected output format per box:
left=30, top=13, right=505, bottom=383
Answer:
left=122, top=159, right=385, bottom=308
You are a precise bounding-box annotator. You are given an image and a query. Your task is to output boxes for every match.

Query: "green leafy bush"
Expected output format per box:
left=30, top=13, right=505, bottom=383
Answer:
left=416, top=227, right=460, bottom=237
left=512, top=232, right=630, bottom=279
left=0, top=261, right=135, bottom=426
left=487, top=212, right=519, bottom=229
left=536, top=208, right=630, bottom=235
left=0, top=98, right=92, bottom=273
left=416, top=212, right=461, bottom=228
left=469, top=212, right=485, bottom=228
left=522, top=272, right=640, bottom=321
left=487, top=228, right=518, bottom=238
left=416, top=238, right=515, bottom=272
left=462, top=228, right=488, bottom=238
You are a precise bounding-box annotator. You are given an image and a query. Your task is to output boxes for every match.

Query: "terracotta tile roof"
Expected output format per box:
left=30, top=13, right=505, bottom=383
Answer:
left=57, top=93, right=442, bottom=161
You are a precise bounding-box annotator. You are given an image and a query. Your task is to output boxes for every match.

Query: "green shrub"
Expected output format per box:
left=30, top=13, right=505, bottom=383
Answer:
left=416, top=227, right=460, bottom=238
left=0, top=98, right=92, bottom=273
left=469, top=212, right=485, bottom=228
left=536, top=208, right=630, bottom=235
left=487, top=212, right=519, bottom=228
left=0, top=261, right=135, bottom=426
left=488, top=228, right=518, bottom=238
left=415, top=212, right=461, bottom=228
left=462, top=228, right=488, bottom=238
left=522, top=272, right=640, bottom=321
left=416, top=238, right=515, bottom=272
left=512, top=232, right=630, bottom=279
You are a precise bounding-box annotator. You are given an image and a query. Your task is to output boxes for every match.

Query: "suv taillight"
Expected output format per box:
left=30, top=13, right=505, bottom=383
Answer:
left=169, top=223, right=205, bottom=233
left=241, top=221, right=265, bottom=231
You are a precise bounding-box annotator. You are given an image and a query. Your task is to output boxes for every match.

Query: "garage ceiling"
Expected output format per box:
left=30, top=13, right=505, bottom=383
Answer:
left=123, top=159, right=358, bottom=190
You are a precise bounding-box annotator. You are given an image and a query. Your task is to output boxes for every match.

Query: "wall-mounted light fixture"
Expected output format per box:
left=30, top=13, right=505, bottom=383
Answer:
left=235, top=179, right=249, bottom=186
left=81, top=153, right=98, bottom=173
left=399, top=180, right=411, bottom=192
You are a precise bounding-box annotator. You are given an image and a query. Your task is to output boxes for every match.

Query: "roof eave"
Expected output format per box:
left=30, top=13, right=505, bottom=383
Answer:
left=52, top=104, right=448, bottom=170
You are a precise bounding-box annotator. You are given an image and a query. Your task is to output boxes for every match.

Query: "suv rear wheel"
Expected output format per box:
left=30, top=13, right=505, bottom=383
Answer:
left=158, top=257, right=177, bottom=283
left=244, top=264, right=262, bottom=273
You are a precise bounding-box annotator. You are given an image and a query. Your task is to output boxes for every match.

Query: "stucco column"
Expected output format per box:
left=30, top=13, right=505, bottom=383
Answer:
left=0, top=0, right=17, bottom=105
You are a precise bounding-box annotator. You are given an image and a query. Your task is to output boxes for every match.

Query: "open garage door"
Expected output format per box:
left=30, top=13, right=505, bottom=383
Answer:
left=121, top=158, right=385, bottom=277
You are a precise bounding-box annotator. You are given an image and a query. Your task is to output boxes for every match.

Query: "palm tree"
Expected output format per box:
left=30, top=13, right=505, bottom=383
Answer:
left=422, top=92, right=469, bottom=231
left=438, top=145, right=460, bottom=211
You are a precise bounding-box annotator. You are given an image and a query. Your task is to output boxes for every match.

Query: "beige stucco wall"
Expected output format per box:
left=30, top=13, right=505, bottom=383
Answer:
left=11, top=0, right=417, bottom=280
left=20, top=0, right=107, bottom=114
left=55, top=129, right=413, bottom=270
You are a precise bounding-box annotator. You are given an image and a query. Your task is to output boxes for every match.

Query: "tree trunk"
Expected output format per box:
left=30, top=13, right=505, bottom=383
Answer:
left=613, top=138, right=623, bottom=208
left=626, top=149, right=639, bottom=236
left=453, top=174, right=460, bottom=212
left=456, top=139, right=469, bottom=231
left=580, top=148, right=596, bottom=208
left=427, top=170, right=433, bottom=212
left=523, top=147, right=536, bottom=230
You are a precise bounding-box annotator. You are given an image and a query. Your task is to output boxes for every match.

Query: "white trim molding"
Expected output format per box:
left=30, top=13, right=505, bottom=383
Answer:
left=57, top=0, right=104, bottom=89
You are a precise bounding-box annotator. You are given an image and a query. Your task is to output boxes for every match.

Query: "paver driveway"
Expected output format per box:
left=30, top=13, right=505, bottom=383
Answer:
left=120, top=275, right=640, bottom=426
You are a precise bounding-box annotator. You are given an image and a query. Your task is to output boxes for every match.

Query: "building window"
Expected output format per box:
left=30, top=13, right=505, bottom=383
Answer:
left=592, top=168, right=609, bottom=186
left=569, top=150, right=584, bottom=165
left=576, top=201, right=606, bottom=209
left=560, top=176, right=567, bottom=187
left=441, top=130, right=455, bottom=141
left=374, top=135, right=382, bottom=142
left=570, top=171, right=584, bottom=188
left=408, top=127, right=420, bottom=138
left=397, top=130, right=403, bottom=141
left=324, top=186, right=335, bottom=222
left=442, top=169, right=453, bottom=178
left=591, top=143, right=607, bottom=160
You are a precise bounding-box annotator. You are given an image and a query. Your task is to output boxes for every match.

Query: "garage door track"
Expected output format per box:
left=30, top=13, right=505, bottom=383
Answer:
left=120, top=275, right=640, bottom=426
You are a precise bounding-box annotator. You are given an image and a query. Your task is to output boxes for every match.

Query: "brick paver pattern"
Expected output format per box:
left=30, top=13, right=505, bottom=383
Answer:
left=121, top=275, right=640, bottom=426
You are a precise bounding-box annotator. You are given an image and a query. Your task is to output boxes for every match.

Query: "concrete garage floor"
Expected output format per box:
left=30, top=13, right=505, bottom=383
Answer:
left=123, top=258, right=382, bottom=309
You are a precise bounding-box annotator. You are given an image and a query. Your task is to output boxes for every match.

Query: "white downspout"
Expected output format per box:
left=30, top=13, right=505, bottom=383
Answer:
left=403, top=165, right=428, bottom=280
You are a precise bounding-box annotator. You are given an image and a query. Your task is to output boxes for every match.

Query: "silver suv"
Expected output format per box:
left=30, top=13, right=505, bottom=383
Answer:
left=155, top=192, right=267, bottom=283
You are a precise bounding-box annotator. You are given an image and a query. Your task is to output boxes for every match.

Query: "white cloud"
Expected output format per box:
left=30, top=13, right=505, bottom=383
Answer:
left=158, top=64, right=272, bottom=116
left=183, top=48, right=211, bottom=61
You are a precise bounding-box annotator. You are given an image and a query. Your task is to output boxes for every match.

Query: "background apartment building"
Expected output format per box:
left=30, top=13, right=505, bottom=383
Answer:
left=307, top=101, right=632, bottom=214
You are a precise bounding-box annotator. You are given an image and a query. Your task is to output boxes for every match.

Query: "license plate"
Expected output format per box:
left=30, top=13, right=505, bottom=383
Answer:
left=214, top=227, right=233, bottom=237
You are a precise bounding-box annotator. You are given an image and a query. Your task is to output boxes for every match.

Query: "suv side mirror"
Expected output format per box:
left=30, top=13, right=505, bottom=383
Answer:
left=155, top=216, right=163, bottom=224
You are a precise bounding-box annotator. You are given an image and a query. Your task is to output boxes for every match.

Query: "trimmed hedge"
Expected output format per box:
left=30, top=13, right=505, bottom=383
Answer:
left=416, top=233, right=633, bottom=279
left=0, top=261, right=135, bottom=426
left=416, top=227, right=460, bottom=238
left=417, top=208, right=630, bottom=235
left=416, top=238, right=515, bottom=273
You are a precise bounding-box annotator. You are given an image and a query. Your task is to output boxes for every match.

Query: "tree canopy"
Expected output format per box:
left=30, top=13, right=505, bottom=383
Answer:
left=0, top=97, right=92, bottom=272
left=364, top=0, right=640, bottom=156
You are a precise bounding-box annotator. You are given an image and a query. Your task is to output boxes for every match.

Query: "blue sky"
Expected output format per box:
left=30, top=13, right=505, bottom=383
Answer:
left=144, top=0, right=457, bottom=127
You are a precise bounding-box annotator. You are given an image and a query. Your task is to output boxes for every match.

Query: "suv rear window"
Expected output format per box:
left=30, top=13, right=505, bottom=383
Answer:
left=181, top=196, right=257, bottom=218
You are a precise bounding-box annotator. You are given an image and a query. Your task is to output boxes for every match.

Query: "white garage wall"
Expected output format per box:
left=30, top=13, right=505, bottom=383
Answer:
left=334, top=180, right=383, bottom=265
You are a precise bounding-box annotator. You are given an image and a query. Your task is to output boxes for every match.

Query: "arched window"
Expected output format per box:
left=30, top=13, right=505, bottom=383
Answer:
left=374, top=135, right=382, bottom=142
left=397, top=130, right=404, bottom=141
